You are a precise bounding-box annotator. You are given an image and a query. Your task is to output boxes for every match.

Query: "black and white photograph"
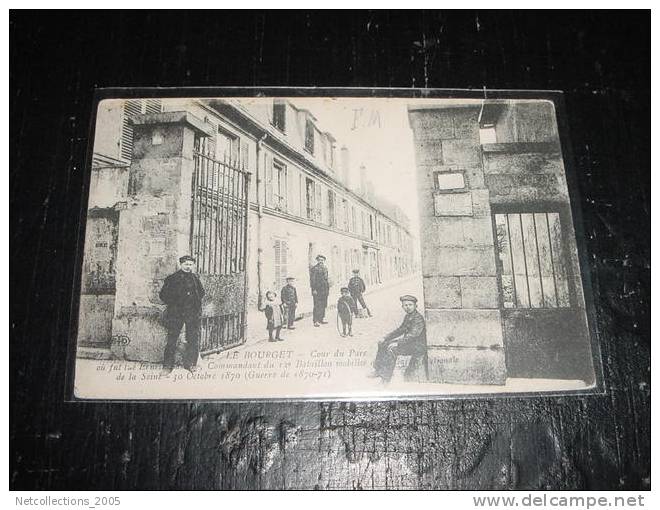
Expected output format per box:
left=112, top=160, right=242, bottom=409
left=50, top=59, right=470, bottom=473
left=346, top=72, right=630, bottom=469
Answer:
left=72, top=94, right=601, bottom=400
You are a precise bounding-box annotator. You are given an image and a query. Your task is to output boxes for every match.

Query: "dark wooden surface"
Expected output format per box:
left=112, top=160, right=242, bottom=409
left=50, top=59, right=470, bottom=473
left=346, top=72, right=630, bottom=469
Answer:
left=10, top=11, right=650, bottom=490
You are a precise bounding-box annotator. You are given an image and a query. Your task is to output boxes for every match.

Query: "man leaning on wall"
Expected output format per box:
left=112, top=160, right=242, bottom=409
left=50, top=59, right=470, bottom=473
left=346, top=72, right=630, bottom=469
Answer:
left=159, top=255, right=205, bottom=375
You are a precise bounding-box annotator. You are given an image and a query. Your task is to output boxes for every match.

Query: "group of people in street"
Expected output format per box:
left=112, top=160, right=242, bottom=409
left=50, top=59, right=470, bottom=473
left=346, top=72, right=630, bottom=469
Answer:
left=309, top=254, right=372, bottom=326
left=158, top=254, right=428, bottom=384
left=262, top=253, right=373, bottom=341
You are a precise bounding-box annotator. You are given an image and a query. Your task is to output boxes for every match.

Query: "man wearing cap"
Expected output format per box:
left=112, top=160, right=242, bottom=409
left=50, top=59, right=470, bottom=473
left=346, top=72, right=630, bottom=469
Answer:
left=309, top=254, right=330, bottom=327
left=159, top=255, right=205, bottom=374
left=348, top=269, right=371, bottom=318
left=368, top=295, right=427, bottom=383
left=280, top=276, right=298, bottom=329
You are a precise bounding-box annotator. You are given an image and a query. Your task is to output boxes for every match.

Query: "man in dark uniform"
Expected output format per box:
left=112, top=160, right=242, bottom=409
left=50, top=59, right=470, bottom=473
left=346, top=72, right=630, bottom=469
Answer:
left=280, top=276, right=298, bottom=329
left=159, top=255, right=205, bottom=374
left=348, top=269, right=371, bottom=317
left=309, top=254, right=329, bottom=327
left=368, top=295, right=427, bottom=383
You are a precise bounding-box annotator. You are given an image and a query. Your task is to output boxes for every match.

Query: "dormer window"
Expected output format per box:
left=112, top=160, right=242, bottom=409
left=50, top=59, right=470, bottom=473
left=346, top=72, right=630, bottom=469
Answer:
left=272, top=101, right=286, bottom=132
left=304, top=119, right=315, bottom=154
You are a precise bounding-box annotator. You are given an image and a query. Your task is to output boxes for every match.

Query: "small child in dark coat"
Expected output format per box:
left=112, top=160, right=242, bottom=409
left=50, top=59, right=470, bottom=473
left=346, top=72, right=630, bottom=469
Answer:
left=337, top=287, right=358, bottom=337
left=260, top=291, right=285, bottom=342
left=280, top=276, right=298, bottom=329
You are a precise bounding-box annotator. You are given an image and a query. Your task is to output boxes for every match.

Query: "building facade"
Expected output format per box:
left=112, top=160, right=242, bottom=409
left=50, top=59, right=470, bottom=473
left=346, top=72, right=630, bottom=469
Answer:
left=78, top=97, right=415, bottom=362
left=407, top=100, right=595, bottom=385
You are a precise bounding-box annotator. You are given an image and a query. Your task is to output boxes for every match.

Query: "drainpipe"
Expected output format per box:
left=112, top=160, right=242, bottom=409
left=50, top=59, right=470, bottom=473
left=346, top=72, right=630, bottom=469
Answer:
left=255, top=133, right=268, bottom=305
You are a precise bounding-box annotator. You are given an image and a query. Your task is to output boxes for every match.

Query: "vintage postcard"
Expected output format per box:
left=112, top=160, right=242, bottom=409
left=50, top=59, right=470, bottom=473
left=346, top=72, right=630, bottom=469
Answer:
left=70, top=91, right=601, bottom=400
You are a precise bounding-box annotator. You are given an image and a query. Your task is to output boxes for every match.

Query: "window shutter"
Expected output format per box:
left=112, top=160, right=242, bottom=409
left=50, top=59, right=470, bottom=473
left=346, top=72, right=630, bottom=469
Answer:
left=273, top=239, right=288, bottom=290
left=315, top=184, right=323, bottom=222
left=281, top=240, right=288, bottom=287
left=274, top=240, right=281, bottom=290
left=299, top=175, right=305, bottom=217
left=144, top=99, right=162, bottom=114
left=207, top=133, right=217, bottom=158
left=285, top=167, right=294, bottom=213
left=120, top=100, right=142, bottom=161
left=240, top=141, right=249, bottom=170
left=318, top=185, right=324, bottom=223
left=305, top=179, right=314, bottom=220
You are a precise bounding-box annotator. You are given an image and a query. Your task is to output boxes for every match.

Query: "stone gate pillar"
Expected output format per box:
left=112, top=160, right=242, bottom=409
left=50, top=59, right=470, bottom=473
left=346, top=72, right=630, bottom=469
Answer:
left=407, top=104, right=506, bottom=385
left=111, top=111, right=214, bottom=362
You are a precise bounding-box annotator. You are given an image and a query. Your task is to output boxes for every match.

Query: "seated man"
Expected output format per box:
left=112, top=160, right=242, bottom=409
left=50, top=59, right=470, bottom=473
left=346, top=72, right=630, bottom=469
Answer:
left=368, top=295, right=427, bottom=383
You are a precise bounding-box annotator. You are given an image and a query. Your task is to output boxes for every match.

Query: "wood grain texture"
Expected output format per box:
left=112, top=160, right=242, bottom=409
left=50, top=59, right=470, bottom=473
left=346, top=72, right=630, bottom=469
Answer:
left=10, top=11, right=650, bottom=490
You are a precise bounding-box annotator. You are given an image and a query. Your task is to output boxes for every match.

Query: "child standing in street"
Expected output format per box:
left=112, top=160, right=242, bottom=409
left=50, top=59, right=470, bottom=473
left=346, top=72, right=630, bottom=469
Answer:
left=260, top=291, right=285, bottom=342
left=280, top=276, right=298, bottom=329
left=337, top=287, right=357, bottom=337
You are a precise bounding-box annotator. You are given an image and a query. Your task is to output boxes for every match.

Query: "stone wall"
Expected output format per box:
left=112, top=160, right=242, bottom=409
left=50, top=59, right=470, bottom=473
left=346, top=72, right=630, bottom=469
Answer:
left=408, top=101, right=595, bottom=385
left=408, top=105, right=506, bottom=385
left=110, top=112, right=214, bottom=362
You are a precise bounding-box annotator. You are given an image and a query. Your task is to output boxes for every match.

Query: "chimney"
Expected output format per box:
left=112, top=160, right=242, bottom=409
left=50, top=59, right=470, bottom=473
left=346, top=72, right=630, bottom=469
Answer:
left=359, top=164, right=367, bottom=195
left=340, top=145, right=350, bottom=186
left=366, top=181, right=375, bottom=202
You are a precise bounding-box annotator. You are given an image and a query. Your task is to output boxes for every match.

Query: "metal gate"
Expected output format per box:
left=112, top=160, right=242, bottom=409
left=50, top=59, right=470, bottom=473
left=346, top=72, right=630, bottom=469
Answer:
left=493, top=209, right=594, bottom=382
left=190, top=142, right=250, bottom=355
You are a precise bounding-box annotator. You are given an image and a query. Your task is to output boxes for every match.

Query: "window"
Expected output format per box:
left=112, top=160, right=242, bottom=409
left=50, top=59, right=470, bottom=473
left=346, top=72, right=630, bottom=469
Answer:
left=495, top=212, right=570, bottom=309
left=341, top=199, right=349, bottom=231
left=315, top=184, right=323, bottom=223
left=216, top=129, right=239, bottom=162
left=327, top=190, right=336, bottom=227
left=273, top=239, right=288, bottom=291
left=198, top=132, right=215, bottom=157
left=272, top=161, right=288, bottom=212
left=304, top=119, right=315, bottom=154
left=240, top=141, right=249, bottom=170
left=306, top=178, right=321, bottom=221
left=272, top=101, right=286, bottom=132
